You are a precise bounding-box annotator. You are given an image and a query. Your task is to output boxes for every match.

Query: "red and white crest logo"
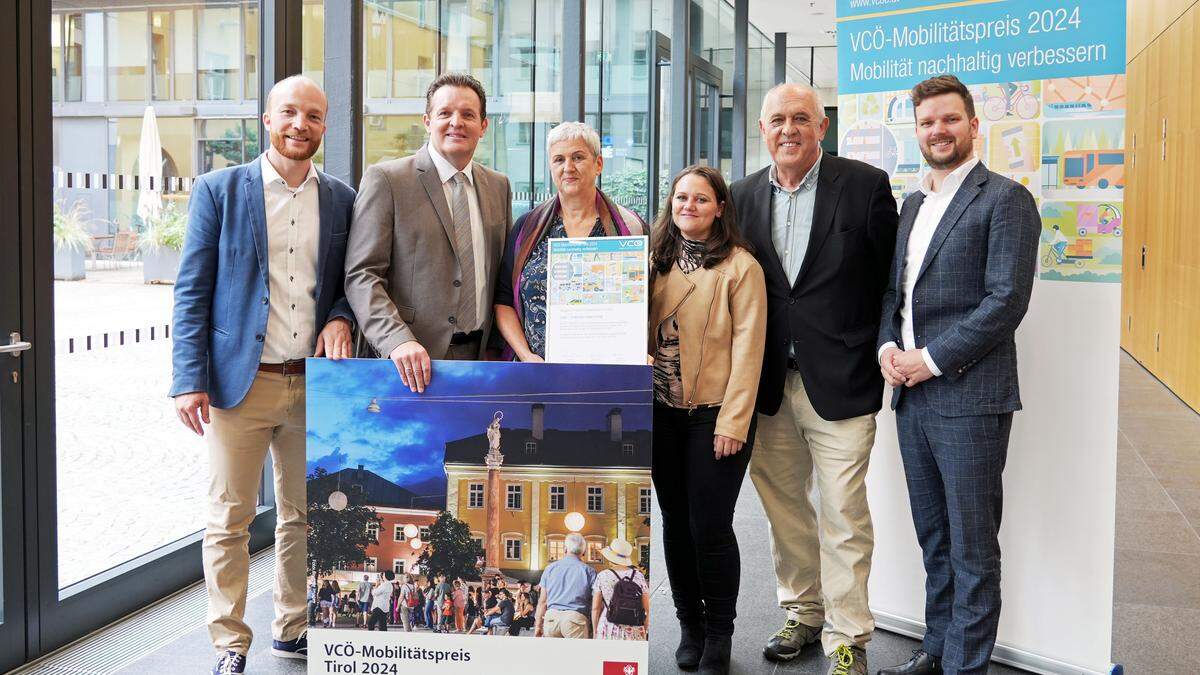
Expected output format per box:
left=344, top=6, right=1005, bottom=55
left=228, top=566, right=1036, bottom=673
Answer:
left=602, top=662, right=638, bottom=675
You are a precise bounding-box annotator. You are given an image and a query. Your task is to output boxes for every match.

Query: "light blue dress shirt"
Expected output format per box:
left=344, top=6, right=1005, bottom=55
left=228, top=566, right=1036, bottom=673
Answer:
left=770, top=153, right=823, bottom=288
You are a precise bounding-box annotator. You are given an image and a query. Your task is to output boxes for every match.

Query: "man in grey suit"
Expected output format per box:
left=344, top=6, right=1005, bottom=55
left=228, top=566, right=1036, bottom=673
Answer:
left=876, top=75, right=1040, bottom=675
left=345, top=73, right=512, bottom=391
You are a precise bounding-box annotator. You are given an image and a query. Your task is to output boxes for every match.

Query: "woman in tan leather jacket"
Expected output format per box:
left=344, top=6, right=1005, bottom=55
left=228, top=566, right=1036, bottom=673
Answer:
left=649, top=165, right=766, bottom=675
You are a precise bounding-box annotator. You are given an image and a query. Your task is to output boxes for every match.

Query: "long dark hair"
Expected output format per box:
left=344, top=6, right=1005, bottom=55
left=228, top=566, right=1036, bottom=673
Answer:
left=650, top=165, right=751, bottom=274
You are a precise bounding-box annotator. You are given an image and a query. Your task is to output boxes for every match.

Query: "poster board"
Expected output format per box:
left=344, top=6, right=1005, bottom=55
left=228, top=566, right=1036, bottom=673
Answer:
left=545, top=236, right=649, bottom=365
left=836, top=1, right=1124, bottom=672
left=305, top=359, right=653, bottom=674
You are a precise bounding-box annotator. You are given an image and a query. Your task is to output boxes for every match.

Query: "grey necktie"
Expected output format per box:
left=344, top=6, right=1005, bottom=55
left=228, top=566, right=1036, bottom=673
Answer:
left=449, top=172, right=477, bottom=332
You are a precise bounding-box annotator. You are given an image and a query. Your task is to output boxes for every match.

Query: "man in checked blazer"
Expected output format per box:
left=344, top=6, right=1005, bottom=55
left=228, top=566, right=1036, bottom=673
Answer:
left=345, top=73, right=512, bottom=392
left=876, top=75, right=1040, bottom=675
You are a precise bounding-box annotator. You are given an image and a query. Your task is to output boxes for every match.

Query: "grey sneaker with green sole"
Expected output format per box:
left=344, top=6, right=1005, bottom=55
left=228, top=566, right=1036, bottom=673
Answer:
left=828, top=644, right=867, bottom=675
left=762, top=617, right=821, bottom=662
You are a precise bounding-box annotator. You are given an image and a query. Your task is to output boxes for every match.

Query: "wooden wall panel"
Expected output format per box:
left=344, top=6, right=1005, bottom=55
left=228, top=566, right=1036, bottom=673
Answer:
left=1124, top=1, right=1200, bottom=413
left=1128, top=0, right=1198, bottom=61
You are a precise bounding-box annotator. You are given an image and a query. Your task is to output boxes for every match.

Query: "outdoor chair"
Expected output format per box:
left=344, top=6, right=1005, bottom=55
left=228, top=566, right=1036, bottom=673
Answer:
left=112, top=231, right=138, bottom=261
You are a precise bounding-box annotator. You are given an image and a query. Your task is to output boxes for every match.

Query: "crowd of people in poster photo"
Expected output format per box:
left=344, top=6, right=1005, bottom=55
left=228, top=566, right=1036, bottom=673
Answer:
left=170, top=58, right=1040, bottom=675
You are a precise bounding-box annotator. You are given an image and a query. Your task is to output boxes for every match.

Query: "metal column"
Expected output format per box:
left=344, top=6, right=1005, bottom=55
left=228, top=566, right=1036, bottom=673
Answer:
left=324, top=0, right=364, bottom=187
left=259, top=0, right=304, bottom=154
left=732, top=0, right=748, bottom=180
left=774, top=31, right=788, bottom=85
left=670, top=0, right=690, bottom=177
left=562, top=0, right=586, bottom=123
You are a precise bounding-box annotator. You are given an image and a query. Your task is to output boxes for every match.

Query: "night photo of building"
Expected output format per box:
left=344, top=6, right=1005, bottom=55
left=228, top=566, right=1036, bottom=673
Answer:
left=306, top=359, right=652, bottom=587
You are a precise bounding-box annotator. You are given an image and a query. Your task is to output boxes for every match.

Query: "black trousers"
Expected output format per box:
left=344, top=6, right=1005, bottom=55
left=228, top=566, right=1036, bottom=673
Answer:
left=652, top=404, right=755, bottom=637
left=367, top=607, right=389, bottom=631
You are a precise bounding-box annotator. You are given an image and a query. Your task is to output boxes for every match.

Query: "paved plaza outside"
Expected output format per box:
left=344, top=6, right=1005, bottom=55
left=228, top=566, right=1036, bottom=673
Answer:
left=54, top=265, right=207, bottom=587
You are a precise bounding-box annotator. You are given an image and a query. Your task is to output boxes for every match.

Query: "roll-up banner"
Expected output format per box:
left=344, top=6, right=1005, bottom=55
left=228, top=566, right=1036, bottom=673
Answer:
left=837, top=1, right=1124, bottom=673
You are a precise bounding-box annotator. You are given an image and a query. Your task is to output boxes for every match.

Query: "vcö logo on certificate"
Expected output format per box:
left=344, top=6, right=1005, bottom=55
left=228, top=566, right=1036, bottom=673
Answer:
left=602, top=662, right=638, bottom=675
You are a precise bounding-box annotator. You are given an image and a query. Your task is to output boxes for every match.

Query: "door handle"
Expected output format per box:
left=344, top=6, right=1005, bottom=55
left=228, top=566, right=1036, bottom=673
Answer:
left=0, top=332, right=31, bottom=357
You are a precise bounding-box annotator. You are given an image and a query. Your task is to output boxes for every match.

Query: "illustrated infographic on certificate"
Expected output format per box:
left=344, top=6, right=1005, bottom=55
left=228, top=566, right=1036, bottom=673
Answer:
left=545, top=236, right=648, bottom=365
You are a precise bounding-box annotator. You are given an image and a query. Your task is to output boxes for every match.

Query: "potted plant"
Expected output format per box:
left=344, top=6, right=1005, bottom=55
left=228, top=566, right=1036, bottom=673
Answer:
left=139, top=201, right=188, bottom=284
left=53, top=200, right=93, bottom=281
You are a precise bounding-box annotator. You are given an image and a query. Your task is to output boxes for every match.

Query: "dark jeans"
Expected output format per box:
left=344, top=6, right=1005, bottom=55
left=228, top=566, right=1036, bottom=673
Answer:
left=897, top=385, right=1012, bottom=675
left=367, top=607, right=389, bottom=631
left=652, top=404, right=755, bottom=638
left=508, top=615, right=534, bottom=636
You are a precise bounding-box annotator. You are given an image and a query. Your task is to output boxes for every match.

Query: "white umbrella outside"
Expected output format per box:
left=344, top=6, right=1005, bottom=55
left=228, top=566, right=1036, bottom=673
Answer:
left=136, top=105, right=163, bottom=224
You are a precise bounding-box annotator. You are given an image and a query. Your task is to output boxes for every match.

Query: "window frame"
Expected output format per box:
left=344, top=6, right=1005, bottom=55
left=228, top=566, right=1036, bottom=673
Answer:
left=586, top=485, right=604, bottom=513
left=504, top=537, right=523, bottom=561
left=506, top=483, right=524, bottom=511
left=548, top=484, right=566, bottom=512
left=468, top=482, right=484, bottom=509
left=585, top=536, right=604, bottom=563
left=638, top=487, right=651, bottom=515
left=546, top=535, right=565, bottom=563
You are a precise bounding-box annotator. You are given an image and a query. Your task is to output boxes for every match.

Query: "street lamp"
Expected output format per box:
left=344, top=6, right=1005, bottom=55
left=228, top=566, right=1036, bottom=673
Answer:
left=328, top=490, right=348, bottom=511
left=404, top=524, right=419, bottom=540
left=367, top=397, right=381, bottom=413
left=565, top=511, right=585, bottom=532
left=410, top=538, right=423, bottom=550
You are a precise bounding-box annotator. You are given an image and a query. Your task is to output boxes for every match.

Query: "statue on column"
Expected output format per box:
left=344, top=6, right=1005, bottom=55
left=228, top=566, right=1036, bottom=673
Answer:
left=484, top=411, right=505, bottom=573
left=485, top=411, right=505, bottom=469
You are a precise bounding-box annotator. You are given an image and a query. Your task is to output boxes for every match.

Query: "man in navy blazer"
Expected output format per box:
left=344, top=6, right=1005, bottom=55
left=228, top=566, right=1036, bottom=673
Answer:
left=876, top=75, right=1040, bottom=675
left=170, top=76, right=356, bottom=675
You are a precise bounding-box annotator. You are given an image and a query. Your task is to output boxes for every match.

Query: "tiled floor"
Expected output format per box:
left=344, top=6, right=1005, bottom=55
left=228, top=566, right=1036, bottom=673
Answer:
left=22, top=351, right=1200, bottom=674
left=1110, top=352, right=1200, bottom=674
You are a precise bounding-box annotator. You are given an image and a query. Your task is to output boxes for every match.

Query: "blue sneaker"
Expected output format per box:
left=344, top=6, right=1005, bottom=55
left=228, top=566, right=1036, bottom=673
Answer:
left=271, top=630, right=308, bottom=660
left=211, top=651, right=245, bottom=674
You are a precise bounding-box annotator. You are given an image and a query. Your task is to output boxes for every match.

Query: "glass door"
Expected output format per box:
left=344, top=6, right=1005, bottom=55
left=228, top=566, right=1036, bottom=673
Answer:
left=647, top=30, right=724, bottom=217
left=647, top=30, right=671, bottom=218
left=0, top=1, right=29, bottom=669
left=27, top=0, right=274, bottom=656
left=690, top=58, right=723, bottom=171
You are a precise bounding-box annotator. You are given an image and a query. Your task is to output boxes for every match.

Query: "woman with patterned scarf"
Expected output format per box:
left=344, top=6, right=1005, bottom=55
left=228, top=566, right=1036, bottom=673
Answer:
left=649, top=165, right=766, bottom=675
left=494, top=121, right=646, bottom=361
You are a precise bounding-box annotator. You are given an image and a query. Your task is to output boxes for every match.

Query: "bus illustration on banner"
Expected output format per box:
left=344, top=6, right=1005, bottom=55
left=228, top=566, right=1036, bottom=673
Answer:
left=1061, top=150, right=1125, bottom=190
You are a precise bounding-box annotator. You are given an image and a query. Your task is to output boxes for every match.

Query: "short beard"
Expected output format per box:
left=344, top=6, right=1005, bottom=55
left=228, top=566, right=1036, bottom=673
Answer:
left=271, top=130, right=319, bottom=161
left=921, top=137, right=972, bottom=170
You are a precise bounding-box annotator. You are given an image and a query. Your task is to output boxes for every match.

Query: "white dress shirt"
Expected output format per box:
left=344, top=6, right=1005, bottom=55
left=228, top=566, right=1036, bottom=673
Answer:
left=427, top=144, right=487, bottom=332
left=370, top=579, right=394, bottom=613
left=879, top=156, right=980, bottom=377
left=260, top=154, right=321, bottom=363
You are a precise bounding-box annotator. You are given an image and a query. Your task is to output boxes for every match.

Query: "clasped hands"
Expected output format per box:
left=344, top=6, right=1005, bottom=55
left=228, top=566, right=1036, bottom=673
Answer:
left=879, top=346, right=934, bottom=388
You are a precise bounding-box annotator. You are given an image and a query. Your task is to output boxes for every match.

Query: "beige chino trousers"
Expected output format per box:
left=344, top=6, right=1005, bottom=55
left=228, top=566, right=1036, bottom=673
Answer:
left=542, top=609, right=590, bottom=639
left=749, top=372, right=877, bottom=655
left=204, top=371, right=308, bottom=655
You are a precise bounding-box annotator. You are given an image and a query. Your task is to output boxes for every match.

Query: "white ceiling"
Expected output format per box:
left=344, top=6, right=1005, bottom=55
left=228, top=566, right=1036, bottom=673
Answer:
left=747, top=0, right=839, bottom=92
left=749, top=0, right=837, bottom=49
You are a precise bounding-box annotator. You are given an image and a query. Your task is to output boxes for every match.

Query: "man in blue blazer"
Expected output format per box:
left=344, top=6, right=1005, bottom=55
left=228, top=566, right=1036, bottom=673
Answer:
left=876, top=75, right=1040, bottom=675
left=170, top=76, right=356, bottom=675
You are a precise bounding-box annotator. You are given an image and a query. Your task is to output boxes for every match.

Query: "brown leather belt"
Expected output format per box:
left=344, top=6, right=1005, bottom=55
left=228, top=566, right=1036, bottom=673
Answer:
left=259, top=359, right=306, bottom=376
